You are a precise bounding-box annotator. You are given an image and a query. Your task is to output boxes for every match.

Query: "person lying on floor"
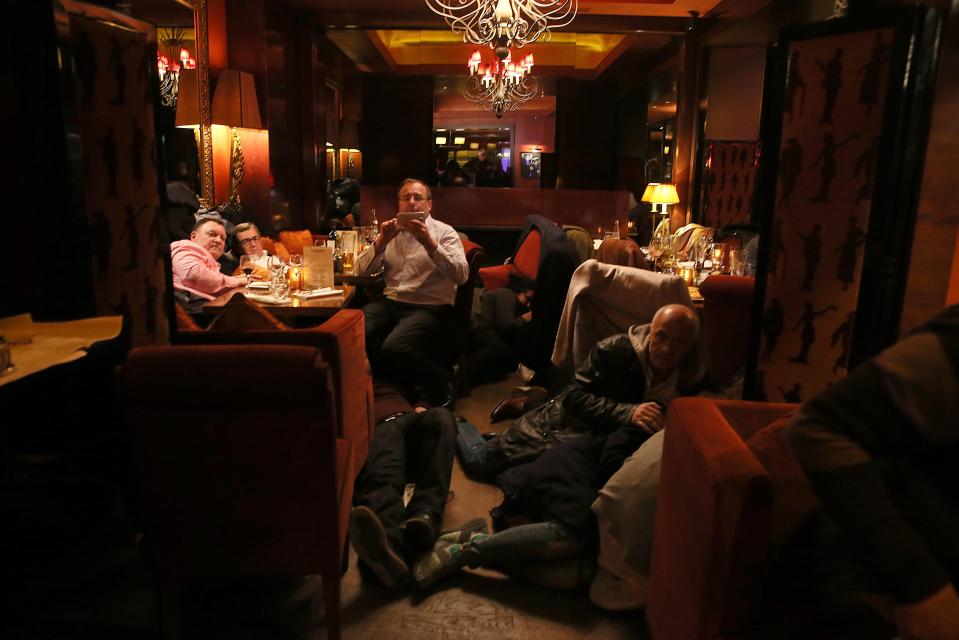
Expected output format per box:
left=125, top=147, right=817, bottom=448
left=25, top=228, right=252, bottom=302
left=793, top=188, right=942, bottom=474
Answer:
left=416, top=305, right=701, bottom=591
left=457, top=303, right=706, bottom=478
left=348, top=382, right=484, bottom=590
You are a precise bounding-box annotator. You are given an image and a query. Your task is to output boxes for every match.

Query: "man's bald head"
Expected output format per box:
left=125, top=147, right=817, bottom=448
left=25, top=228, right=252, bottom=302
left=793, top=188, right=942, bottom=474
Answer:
left=648, top=304, right=699, bottom=374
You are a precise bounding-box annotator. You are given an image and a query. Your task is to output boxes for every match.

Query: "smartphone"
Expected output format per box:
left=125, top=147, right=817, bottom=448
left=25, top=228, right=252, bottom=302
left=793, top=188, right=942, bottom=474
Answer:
left=397, top=211, right=426, bottom=225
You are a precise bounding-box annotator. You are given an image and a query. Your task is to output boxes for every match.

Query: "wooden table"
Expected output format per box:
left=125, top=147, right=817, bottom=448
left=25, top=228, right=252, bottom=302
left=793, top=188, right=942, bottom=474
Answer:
left=203, top=286, right=355, bottom=321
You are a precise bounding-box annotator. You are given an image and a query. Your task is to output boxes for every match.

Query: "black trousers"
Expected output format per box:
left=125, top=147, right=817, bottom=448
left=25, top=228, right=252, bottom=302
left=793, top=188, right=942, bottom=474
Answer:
left=352, top=408, right=457, bottom=560
left=363, top=298, right=455, bottom=396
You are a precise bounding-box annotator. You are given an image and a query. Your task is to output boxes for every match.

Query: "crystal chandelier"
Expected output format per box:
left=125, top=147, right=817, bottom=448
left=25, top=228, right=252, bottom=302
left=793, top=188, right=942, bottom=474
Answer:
left=465, top=49, right=538, bottom=118
left=157, top=28, right=196, bottom=108
left=427, top=0, right=577, bottom=59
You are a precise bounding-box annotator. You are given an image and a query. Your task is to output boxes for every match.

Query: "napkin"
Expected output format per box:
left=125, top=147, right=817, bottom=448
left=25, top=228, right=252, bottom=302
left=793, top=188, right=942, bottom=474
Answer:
left=293, top=288, right=344, bottom=299
left=245, top=293, right=288, bottom=304
left=247, top=281, right=271, bottom=290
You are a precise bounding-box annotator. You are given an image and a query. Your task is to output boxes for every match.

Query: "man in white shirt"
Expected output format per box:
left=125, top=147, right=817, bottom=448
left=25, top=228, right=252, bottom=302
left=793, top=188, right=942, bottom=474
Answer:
left=363, top=179, right=469, bottom=408
left=234, top=222, right=272, bottom=273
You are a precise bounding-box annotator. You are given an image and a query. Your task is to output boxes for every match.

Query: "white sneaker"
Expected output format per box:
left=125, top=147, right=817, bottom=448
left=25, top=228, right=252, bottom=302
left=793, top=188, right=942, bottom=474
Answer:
left=517, top=363, right=535, bottom=383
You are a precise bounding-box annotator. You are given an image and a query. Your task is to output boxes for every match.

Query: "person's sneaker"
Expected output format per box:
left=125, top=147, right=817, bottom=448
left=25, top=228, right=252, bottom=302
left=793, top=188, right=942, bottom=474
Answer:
left=401, top=512, right=438, bottom=556
left=348, top=506, right=409, bottom=590
left=412, top=537, right=474, bottom=590
left=436, top=518, right=489, bottom=544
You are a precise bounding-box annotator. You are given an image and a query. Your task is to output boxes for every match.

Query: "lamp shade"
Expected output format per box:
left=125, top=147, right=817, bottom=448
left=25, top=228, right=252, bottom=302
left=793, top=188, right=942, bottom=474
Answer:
left=211, top=69, right=262, bottom=129
left=174, top=68, right=199, bottom=127
left=642, top=183, right=679, bottom=205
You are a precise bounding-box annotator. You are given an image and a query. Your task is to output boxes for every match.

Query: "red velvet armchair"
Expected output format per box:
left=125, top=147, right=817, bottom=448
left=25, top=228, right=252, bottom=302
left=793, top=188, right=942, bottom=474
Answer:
left=478, top=214, right=565, bottom=290
left=699, top=275, right=756, bottom=388
left=647, top=397, right=818, bottom=639
left=124, top=345, right=352, bottom=639
left=175, top=308, right=375, bottom=479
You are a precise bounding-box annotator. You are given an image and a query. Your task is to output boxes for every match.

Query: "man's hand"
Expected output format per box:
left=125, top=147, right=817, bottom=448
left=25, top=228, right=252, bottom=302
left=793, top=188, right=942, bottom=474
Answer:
left=897, top=583, right=959, bottom=640
left=630, top=402, right=664, bottom=434
left=401, top=218, right=438, bottom=254
left=374, top=219, right=399, bottom=253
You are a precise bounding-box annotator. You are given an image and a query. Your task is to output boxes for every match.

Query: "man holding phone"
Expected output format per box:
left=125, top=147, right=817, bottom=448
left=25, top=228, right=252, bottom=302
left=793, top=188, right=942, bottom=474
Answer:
left=363, top=179, right=469, bottom=408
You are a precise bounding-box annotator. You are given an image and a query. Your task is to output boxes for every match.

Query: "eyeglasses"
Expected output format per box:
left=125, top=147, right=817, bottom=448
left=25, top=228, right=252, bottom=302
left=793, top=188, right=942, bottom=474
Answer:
left=398, top=194, right=430, bottom=203
left=238, top=235, right=260, bottom=246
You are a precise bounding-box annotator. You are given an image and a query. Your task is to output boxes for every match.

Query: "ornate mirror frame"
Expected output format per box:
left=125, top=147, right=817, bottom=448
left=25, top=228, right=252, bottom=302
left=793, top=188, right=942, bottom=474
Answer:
left=181, top=0, right=214, bottom=206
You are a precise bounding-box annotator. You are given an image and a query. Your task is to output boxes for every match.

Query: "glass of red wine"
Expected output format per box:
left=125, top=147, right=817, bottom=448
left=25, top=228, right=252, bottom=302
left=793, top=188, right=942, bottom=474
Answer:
left=239, top=255, right=255, bottom=291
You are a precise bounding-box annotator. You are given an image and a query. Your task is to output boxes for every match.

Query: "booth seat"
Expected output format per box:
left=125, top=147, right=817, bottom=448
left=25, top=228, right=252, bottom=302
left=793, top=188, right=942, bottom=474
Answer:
left=175, top=305, right=374, bottom=479
left=647, top=397, right=818, bottom=640
left=124, top=344, right=350, bottom=639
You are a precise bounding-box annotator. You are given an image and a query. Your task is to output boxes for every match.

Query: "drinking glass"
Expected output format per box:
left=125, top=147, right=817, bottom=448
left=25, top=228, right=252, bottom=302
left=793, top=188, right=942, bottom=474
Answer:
left=289, top=253, right=303, bottom=268
left=239, top=255, right=255, bottom=290
left=271, top=276, right=290, bottom=300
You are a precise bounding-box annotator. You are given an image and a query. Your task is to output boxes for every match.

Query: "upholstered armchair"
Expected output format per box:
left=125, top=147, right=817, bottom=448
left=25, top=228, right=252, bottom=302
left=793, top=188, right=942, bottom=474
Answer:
left=478, top=214, right=565, bottom=290
left=175, top=307, right=374, bottom=480
left=124, top=344, right=352, bottom=640
left=698, top=275, right=756, bottom=388
left=647, top=397, right=818, bottom=640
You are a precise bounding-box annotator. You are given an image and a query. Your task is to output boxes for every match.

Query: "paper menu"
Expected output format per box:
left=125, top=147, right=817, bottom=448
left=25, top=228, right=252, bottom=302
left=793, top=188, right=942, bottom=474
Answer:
left=303, top=245, right=334, bottom=290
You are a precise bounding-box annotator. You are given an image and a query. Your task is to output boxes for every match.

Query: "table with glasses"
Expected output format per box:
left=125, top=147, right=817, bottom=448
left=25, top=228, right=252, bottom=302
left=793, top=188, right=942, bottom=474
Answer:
left=203, top=285, right=355, bottom=321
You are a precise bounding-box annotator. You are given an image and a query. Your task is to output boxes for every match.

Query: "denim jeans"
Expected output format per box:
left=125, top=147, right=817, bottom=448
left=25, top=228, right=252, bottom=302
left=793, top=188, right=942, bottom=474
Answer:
left=456, top=421, right=511, bottom=478
left=466, top=521, right=580, bottom=566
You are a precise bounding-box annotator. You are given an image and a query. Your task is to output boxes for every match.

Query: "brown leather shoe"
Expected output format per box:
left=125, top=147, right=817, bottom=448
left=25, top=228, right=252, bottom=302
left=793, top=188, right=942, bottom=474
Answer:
left=510, top=385, right=547, bottom=405
left=489, top=395, right=527, bottom=423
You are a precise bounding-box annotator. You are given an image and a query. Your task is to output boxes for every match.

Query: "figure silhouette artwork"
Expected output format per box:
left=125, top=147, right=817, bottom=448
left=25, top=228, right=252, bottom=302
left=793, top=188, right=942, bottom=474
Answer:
left=743, top=172, right=750, bottom=195
left=129, top=118, right=147, bottom=189
left=853, top=136, right=880, bottom=205
left=716, top=196, right=724, bottom=216
left=858, top=33, right=890, bottom=114
left=142, top=277, right=159, bottom=340
left=763, top=298, right=785, bottom=361
left=777, top=383, right=803, bottom=403
left=789, top=301, right=839, bottom=364
left=768, top=218, right=787, bottom=283
left=816, top=49, right=844, bottom=125
left=739, top=147, right=748, bottom=168
left=796, top=224, right=823, bottom=293
left=731, top=172, right=739, bottom=192
left=784, top=50, right=806, bottom=123
left=74, top=31, right=98, bottom=111
left=735, top=195, right=744, bottom=214
left=719, top=171, right=726, bottom=191
left=778, top=138, right=804, bottom=207
left=727, top=195, right=735, bottom=214
left=809, top=132, right=859, bottom=203
left=830, top=311, right=857, bottom=373
left=89, top=210, right=113, bottom=282
left=835, top=216, right=867, bottom=291
left=107, top=35, right=135, bottom=106
left=122, top=204, right=147, bottom=271
left=99, top=127, right=118, bottom=197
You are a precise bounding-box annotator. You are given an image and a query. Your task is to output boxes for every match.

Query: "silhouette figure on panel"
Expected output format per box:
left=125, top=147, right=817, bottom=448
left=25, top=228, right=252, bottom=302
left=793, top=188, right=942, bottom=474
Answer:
left=74, top=31, right=98, bottom=111
left=727, top=194, right=735, bottom=214
left=790, top=301, right=839, bottom=364
left=784, top=50, right=806, bottom=123
left=149, top=207, right=165, bottom=265
left=763, top=298, right=785, bottom=361
left=128, top=118, right=147, bottom=189
left=858, top=32, right=891, bottom=114
left=778, top=138, right=804, bottom=207
left=816, top=49, right=844, bottom=125
left=796, top=224, right=823, bottom=293
left=100, top=127, right=118, bottom=197
left=719, top=170, right=727, bottom=191
left=107, top=35, right=135, bottom=106
left=768, top=218, right=787, bottom=283
left=142, top=277, right=159, bottom=341
left=809, top=133, right=859, bottom=203
left=739, top=146, right=748, bottom=168
left=743, top=172, right=750, bottom=195
left=88, top=210, right=112, bottom=282
left=720, top=147, right=727, bottom=169
left=777, top=382, right=803, bottom=403
left=122, top=204, right=147, bottom=271
left=731, top=172, right=739, bottom=191
left=735, top=195, right=744, bottom=214
left=830, top=311, right=857, bottom=374
left=853, top=136, right=880, bottom=205
left=716, top=196, right=724, bottom=217
left=836, top=216, right=867, bottom=291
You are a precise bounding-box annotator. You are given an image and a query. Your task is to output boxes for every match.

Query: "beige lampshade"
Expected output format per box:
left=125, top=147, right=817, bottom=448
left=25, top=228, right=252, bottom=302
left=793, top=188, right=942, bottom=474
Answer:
left=641, top=183, right=679, bottom=205
left=211, top=69, right=263, bottom=129
left=174, top=68, right=199, bottom=127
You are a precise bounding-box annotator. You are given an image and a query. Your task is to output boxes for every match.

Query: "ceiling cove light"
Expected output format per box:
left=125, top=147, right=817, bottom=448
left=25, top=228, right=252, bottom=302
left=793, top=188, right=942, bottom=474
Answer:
left=427, top=0, right=577, bottom=59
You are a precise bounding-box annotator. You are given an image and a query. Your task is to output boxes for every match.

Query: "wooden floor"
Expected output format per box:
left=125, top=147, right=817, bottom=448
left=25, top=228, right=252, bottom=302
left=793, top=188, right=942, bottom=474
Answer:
left=334, top=373, right=650, bottom=640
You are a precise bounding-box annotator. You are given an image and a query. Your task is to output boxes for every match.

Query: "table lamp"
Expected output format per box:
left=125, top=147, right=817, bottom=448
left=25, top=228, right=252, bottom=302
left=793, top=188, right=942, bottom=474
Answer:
left=211, top=69, right=263, bottom=205
left=641, top=182, right=679, bottom=238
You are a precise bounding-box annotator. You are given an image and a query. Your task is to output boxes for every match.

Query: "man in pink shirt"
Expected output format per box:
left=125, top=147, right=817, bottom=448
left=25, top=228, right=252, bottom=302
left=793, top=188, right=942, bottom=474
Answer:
left=171, top=215, right=250, bottom=312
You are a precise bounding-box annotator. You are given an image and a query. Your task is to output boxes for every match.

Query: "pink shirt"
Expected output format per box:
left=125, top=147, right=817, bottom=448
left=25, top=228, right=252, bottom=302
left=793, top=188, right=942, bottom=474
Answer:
left=171, top=239, right=244, bottom=300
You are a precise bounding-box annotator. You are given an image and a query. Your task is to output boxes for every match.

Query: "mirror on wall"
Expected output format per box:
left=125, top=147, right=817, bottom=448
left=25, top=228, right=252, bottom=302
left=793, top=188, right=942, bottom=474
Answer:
left=129, top=0, right=212, bottom=207
left=430, top=127, right=513, bottom=188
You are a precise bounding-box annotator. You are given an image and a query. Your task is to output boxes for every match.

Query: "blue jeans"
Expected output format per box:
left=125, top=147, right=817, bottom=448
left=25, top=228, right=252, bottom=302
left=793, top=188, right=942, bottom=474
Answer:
left=456, top=421, right=511, bottom=477
left=466, top=521, right=580, bottom=566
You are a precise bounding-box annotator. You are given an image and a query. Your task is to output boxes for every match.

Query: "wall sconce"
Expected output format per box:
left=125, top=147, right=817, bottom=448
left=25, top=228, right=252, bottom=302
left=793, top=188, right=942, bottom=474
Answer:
left=211, top=69, right=263, bottom=206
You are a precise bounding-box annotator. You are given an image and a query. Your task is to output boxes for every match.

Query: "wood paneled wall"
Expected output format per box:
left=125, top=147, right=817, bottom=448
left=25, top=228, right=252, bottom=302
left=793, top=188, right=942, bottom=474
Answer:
left=555, top=77, right=618, bottom=190
left=360, top=74, right=434, bottom=186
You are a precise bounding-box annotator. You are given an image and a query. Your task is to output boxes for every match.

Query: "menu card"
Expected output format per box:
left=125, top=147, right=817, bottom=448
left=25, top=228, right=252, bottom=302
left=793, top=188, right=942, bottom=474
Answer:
left=303, top=245, right=334, bottom=290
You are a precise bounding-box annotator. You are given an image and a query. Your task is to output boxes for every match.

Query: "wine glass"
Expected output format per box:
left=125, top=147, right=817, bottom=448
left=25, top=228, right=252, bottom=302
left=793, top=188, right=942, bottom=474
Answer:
left=239, top=255, right=255, bottom=290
